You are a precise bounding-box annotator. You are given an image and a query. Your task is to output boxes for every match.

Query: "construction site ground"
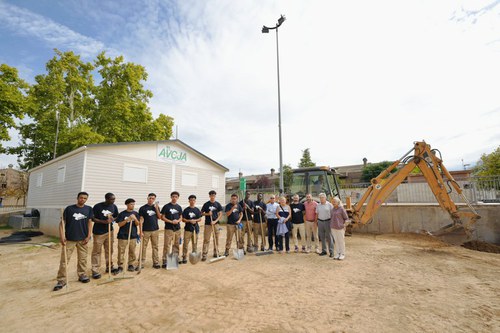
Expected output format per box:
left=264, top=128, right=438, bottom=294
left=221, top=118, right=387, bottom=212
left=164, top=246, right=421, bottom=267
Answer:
left=0, top=229, right=498, bottom=333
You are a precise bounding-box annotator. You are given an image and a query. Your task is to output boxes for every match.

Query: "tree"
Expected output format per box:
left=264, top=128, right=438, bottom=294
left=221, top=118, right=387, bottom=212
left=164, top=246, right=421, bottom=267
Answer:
left=254, top=175, right=272, bottom=189
left=298, top=148, right=316, bottom=168
left=0, top=64, right=28, bottom=153
left=274, top=164, right=294, bottom=193
left=360, top=161, right=396, bottom=182
left=474, top=146, right=500, bottom=176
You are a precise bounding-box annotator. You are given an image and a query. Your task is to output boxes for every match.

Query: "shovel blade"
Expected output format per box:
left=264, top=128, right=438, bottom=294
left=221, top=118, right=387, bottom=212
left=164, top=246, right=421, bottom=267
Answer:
left=233, top=248, right=244, bottom=260
left=166, top=254, right=179, bottom=270
left=189, top=251, right=202, bottom=265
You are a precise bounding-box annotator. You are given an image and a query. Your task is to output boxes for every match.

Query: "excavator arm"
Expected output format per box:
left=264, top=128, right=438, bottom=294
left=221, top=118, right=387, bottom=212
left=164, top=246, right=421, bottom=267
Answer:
left=350, top=141, right=480, bottom=237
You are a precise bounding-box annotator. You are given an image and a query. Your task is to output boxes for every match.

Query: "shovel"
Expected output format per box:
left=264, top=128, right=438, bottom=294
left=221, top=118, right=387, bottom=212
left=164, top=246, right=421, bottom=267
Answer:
left=255, top=211, right=273, bottom=256
left=115, top=215, right=135, bottom=280
left=166, top=232, right=179, bottom=270
left=233, top=223, right=245, bottom=260
left=189, top=231, right=201, bottom=265
left=209, top=216, right=226, bottom=263
left=54, top=209, right=80, bottom=296
left=136, top=233, right=143, bottom=274
left=99, top=218, right=120, bottom=284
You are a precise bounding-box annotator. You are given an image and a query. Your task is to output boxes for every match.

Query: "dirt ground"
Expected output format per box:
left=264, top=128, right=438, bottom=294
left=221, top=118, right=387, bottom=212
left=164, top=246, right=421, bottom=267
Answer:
left=0, top=228, right=499, bottom=333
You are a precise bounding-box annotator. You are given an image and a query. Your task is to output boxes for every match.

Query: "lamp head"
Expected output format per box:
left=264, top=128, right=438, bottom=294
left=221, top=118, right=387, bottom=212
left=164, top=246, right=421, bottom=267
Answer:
left=262, top=26, right=269, bottom=33
left=278, top=15, right=286, bottom=25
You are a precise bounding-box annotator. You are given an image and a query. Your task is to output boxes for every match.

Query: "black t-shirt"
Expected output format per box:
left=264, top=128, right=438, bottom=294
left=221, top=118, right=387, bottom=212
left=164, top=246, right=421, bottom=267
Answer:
left=290, top=202, right=305, bottom=224
left=182, top=206, right=202, bottom=232
left=63, top=204, right=93, bottom=241
left=139, top=204, right=159, bottom=231
left=201, top=201, right=223, bottom=225
left=92, top=202, right=118, bottom=235
left=161, top=203, right=183, bottom=231
left=225, top=203, right=243, bottom=225
left=253, top=201, right=267, bottom=223
left=239, top=199, right=254, bottom=221
left=116, top=210, right=140, bottom=240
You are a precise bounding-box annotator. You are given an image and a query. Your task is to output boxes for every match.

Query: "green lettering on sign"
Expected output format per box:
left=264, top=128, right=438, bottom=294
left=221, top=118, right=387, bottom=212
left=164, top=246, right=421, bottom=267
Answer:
left=157, top=146, right=187, bottom=163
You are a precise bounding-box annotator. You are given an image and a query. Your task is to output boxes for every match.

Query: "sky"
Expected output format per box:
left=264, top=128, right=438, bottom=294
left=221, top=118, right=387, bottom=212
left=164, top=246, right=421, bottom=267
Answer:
left=0, top=0, right=499, bottom=177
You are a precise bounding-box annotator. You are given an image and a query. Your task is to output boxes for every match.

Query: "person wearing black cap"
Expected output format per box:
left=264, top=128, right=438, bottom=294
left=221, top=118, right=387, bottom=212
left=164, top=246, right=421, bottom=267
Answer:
left=91, top=192, right=119, bottom=279
left=116, top=198, right=141, bottom=273
left=160, top=191, right=183, bottom=268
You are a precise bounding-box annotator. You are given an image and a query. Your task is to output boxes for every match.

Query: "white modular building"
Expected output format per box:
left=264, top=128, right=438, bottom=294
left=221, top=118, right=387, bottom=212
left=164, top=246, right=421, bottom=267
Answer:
left=27, top=140, right=228, bottom=236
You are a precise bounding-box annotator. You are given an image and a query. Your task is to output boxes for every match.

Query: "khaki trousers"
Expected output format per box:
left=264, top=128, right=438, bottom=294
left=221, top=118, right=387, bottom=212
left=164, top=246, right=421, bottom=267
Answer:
left=202, top=224, right=221, bottom=256
left=141, top=230, right=159, bottom=265
left=241, top=220, right=254, bottom=250
left=225, top=224, right=243, bottom=251
left=91, top=232, right=114, bottom=273
left=56, top=240, right=88, bottom=282
left=182, top=230, right=198, bottom=260
left=305, top=220, right=320, bottom=251
left=292, top=223, right=306, bottom=249
left=252, top=222, right=267, bottom=250
left=162, top=229, right=181, bottom=264
left=117, top=239, right=137, bottom=267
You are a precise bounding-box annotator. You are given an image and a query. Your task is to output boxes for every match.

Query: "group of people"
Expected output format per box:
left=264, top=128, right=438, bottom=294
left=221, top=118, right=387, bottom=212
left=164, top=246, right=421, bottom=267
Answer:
left=53, top=190, right=349, bottom=292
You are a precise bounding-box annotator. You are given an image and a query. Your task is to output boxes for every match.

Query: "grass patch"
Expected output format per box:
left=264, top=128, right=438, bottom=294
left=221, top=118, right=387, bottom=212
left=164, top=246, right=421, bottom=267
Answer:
left=0, top=225, right=13, bottom=230
left=48, top=236, right=60, bottom=243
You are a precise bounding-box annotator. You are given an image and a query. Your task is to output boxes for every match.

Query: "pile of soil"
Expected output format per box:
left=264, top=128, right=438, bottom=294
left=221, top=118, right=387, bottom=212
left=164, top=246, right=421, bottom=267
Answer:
left=462, top=240, right=500, bottom=254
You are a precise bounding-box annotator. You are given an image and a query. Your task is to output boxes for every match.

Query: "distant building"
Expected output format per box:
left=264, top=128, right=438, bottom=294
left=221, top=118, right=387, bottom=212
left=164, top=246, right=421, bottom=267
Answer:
left=27, top=140, right=228, bottom=236
left=0, top=165, right=28, bottom=206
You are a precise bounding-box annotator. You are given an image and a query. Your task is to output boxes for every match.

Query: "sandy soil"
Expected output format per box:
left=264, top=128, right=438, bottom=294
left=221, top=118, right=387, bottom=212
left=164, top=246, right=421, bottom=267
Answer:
left=0, top=228, right=498, bottom=333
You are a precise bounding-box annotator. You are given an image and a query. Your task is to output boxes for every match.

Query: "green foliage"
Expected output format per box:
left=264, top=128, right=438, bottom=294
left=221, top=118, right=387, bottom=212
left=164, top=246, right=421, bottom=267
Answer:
left=0, top=64, right=28, bottom=153
left=273, top=164, right=294, bottom=193
left=298, top=148, right=316, bottom=168
left=6, top=49, right=174, bottom=169
left=360, top=161, right=395, bottom=182
left=474, top=146, right=500, bottom=176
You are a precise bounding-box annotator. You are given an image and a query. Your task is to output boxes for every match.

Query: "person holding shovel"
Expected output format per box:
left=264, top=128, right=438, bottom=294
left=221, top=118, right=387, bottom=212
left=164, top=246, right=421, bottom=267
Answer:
left=116, top=198, right=141, bottom=273
left=138, top=193, right=161, bottom=269
left=201, top=190, right=223, bottom=262
left=160, top=191, right=183, bottom=268
left=239, top=191, right=255, bottom=253
left=90, top=192, right=119, bottom=279
left=181, top=195, right=202, bottom=264
left=252, top=193, right=267, bottom=251
left=53, top=192, right=93, bottom=291
left=224, top=194, right=243, bottom=257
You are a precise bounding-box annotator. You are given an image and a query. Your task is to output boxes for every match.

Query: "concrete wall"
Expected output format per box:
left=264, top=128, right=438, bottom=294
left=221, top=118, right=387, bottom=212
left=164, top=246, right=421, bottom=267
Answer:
left=354, top=204, right=500, bottom=244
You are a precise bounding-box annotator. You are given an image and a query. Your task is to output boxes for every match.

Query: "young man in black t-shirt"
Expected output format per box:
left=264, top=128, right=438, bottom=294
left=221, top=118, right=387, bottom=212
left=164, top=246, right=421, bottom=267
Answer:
left=200, top=190, right=223, bottom=261
left=224, top=194, right=243, bottom=257
left=160, top=191, right=183, bottom=267
left=239, top=191, right=255, bottom=252
left=116, top=198, right=141, bottom=273
left=139, top=193, right=161, bottom=269
left=181, top=194, right=202, bottom=264
left=290, top=194, right=306, bottom=253
left=53, top=192, right=94, bottom=291
left=91, top=192, right=119, bottom=279
left=252, top=193, right=267, bottom=251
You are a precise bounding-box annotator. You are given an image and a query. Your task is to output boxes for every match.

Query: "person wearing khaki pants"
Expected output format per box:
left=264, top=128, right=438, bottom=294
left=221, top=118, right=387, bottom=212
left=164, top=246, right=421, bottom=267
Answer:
left=160, top=191, right=183, bottom=267
left=201, top=190, right=223, bottom=261
left=290, top=194, right=306, bottom=253
left=53, top=192, right=93, bottom=291
left=90, top=193, right=118, bottom=279
left=224, top=194, right=243, bottom=256
left=181, top=194, right=202, bottom=264
left=139, top=193, right=161, bottom=269
left=116, top=198, right=141, bottom=272
left=303, top=193, right=319, bottom=253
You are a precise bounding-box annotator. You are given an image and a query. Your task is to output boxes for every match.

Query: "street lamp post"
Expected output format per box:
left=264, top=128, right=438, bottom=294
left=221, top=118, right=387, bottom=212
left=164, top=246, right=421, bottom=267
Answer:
left=262, top=14, right=286, bottom=194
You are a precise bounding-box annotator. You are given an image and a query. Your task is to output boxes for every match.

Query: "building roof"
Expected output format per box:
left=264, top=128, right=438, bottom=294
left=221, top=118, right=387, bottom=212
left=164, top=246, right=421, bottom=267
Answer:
left=29, top=139, right=229, bottom=173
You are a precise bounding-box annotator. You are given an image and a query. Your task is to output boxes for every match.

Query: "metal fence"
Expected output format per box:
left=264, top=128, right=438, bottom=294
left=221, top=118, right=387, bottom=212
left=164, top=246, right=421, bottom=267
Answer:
left=340, top=176, right=500, bottom=204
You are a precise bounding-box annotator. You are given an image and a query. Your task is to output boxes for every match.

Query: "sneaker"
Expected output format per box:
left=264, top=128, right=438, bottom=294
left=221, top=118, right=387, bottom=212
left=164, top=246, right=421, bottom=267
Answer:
left=92, top=272, right=101, bottom=279
left=319, top=251, right=327, bottom=256
left=294, top=246, right=299, bottom=253
left=161, top=263, right=167, bottom=269
left=315, top=249, right=321, bottom=254
left=306, top=249, right=311, bottom=253
left=134, top=264, right=144, bottom=271
left=213, top=254, right=218, bottom=258
left=78, top=275, right=90, bottom=283
left=224, top=250, right=229, bottom=257
left=153, top=264, right=161, bottom=269
left=201, top=257, right=207, bottom=262
left=181, top=259, right=188, bottom=264
left=329, top=253, right=334, bottom=258
left=53, top=281, right=66, bottom=291
left=339, top=254, right=345, bottom=260
left=334, top=255, right=340, bottom=260
left=115, top=267, right=123, bottom=275
left=260, top=247, right=265, bottom=251
left=127, top=265, right=135, bottom=272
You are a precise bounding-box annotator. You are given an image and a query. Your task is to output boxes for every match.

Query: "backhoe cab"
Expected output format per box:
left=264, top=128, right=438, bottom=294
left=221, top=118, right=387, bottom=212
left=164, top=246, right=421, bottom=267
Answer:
left=289, top=166, right=342, bottom=202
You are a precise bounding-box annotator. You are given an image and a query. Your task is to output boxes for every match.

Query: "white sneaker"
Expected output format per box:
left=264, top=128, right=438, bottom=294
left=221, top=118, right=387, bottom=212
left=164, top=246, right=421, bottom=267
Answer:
left=333, top=255, right=340, bottom=260
left=315, top=249, right=321, bottom=254
left=338, top=254, right=345, bottom=260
